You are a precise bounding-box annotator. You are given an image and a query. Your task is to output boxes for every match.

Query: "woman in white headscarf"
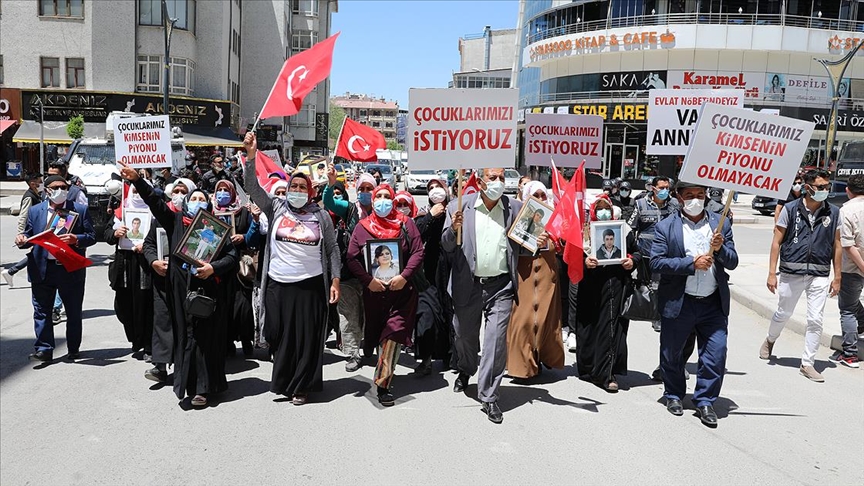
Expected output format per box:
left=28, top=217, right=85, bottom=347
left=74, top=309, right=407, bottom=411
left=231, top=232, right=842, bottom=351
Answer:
left=506, top=180, right=565, bottom=380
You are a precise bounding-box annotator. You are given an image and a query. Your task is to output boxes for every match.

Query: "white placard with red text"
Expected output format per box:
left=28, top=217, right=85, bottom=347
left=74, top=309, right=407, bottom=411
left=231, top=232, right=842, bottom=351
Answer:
left=408, top=88, right=518, bottom=170
left=525, top=113, right=603, bottom=169
left=113, top=115, right=173, bottom=168
left=647, top=89, right=744, bottom=156
left=679, top=104, right=815, bottom=200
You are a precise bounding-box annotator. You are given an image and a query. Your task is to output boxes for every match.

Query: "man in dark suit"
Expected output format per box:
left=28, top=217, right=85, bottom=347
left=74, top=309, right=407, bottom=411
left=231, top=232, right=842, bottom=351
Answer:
left=15, top=175, right=96, bottom=362
left=650, top=180, right=738, bottom=427
left=442, top=168, right=522, bottom=424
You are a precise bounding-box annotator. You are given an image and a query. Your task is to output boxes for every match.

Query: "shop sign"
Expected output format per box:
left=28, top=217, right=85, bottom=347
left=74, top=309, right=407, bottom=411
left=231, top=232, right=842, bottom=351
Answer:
left=21, top=90, right=233, bottom=128
left=527, top=28, right=676, bottom=64
left=827, top=34, right=864, bottom=56
left=528, top=103, right=647, bottom=122
left=763, top=73, right=851, bottom=104
left=0, top=88, right=22, bottom=121
left=667, top=71, right=764, bottom=99
left=780, top=106, right=864, bottom=132
left=600, top=71, right=667, bottom=91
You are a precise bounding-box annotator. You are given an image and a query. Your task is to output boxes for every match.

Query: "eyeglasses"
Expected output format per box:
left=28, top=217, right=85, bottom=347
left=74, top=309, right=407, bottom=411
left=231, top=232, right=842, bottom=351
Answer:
left=810, top=183, right=830, bottom=191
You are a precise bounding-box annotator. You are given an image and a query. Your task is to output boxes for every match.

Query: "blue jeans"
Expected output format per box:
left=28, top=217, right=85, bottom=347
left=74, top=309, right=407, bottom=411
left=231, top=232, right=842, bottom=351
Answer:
left=838, top=273, right=863, bottom=355
left=54, top=291, right=63, bottom=312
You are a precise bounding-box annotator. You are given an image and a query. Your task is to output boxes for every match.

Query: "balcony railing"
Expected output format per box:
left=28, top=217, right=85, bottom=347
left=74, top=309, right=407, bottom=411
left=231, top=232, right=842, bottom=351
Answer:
left=527, top=13, right=864, bottom=45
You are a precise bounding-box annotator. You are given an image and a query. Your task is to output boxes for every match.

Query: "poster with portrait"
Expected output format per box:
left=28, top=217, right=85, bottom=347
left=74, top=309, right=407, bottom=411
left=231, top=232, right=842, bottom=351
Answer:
left=273, top=213, right=321, bottom=246
left=590, top=221, right=626, bottom=266
left=364, top=239, right=403, bottom=285
left=763, top=73, right=786, bottom=102
left=173, top=210, right=231, bottom=266
left=48, top=209, right=78, bottom=235
left=156, top=228, right=169, bottom=261
left=119, top=209, right=152, bottom=250
left=508, top=196, right=553, bottom=253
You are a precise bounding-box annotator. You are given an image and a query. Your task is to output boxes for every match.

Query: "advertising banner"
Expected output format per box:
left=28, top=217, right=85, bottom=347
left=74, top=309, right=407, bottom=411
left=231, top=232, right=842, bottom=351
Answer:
left=113, top=115, right=173, bottom=168
left=679, top=104, right=815, bottom=200
left=408, top=88, right=518, bottom=170
left=666, top=70, right=764, bottom=100
left=646, top=89, right=744, bottom=155
left=525, top=113, right=603, bottom=169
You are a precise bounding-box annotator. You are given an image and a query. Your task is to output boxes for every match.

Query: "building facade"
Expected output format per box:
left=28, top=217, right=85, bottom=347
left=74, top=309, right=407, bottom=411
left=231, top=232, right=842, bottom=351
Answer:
left=451, top=26, right=518, bottom=89
left=515, top=0, right=864, bottom=182
left=331, top=93, right=399, bottom=142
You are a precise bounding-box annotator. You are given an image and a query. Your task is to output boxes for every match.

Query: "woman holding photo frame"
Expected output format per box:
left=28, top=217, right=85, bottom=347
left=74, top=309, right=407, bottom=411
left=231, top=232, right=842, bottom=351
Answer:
left=575, top=194, right=641, bottom=392
left=242, top=133, right=340, bottom=406
left=105, top=179, right=154, bottom=361
left=117, top=165, right=238, bottom=409
left=506, top=181, right=565, bottom=380
left=347, top=182, right=424, bottom=407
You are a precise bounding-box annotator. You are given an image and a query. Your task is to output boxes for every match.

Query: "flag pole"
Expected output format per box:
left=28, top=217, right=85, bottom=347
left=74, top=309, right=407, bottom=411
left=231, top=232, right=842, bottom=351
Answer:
left=716, top=190, right=735, bottom=235
left=456, top=169, right=464, bottom=246
left=334, top=115, right=348, bottom=159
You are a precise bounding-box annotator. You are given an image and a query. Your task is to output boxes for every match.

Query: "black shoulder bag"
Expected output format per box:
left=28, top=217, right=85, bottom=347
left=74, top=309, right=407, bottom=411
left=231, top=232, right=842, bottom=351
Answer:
left=184, top=268, right=216, bottom=319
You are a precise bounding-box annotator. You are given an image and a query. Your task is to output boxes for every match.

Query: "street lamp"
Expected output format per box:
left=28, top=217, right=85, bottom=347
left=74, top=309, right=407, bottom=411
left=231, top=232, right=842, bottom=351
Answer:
left=161, top=0, right=178, bottom=120
left=815, top=40, right=864, bottom=170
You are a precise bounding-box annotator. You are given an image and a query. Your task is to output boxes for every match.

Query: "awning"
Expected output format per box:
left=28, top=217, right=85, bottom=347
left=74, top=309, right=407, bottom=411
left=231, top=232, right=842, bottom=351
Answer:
left=0, top=120, right=17, bottom=135
left=12, top=120, right=105, bottom=144
left=181, top=127, right=243, bottom=147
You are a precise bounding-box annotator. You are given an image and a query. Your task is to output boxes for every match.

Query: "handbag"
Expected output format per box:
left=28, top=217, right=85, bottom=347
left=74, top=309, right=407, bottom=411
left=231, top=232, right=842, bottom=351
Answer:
left=621, top=280, right=660, bottom=322
left=184, top=270, right=216, bottom=319
left=237, top=252, right=257, bottom=287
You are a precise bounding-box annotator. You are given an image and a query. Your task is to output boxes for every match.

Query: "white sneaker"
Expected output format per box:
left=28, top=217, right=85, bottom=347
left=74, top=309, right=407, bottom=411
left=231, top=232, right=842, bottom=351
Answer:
left=566, top=332, right=577, bottom=352
left=561, top=328, right=569, bottom=343
left=1, top=270, right=13, bottom=288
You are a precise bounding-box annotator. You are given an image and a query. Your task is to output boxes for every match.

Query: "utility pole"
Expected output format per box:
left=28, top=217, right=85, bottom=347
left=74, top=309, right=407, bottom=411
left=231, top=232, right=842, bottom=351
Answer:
left=815, top=40, right=863, bottom=170
left=35, top=98, right=45, bottom=175
left=161, top=0, right=177, bottom=120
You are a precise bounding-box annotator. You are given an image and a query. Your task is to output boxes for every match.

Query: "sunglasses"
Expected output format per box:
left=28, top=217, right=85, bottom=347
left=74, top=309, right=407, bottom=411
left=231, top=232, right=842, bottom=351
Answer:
left=809, top=183, right=830, bottom=191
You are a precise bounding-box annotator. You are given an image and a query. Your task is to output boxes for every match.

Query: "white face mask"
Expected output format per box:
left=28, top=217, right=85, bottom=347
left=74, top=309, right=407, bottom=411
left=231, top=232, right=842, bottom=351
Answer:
left=171, top=193, right=187, bottom=208
left=285, top=192, right=308, bottom=209
left=792, top=183, right=802, bottom=193
left=37, top=183, right=45, bottom=193
left=48, top=188, right=68, bottom=204
left=397, top=206, right=411, bottom=216
left=682, top=198, right=705, bottom=216
left=428, top=187, right=447, bottom=204
left=482, top=180, right=505, bottom=201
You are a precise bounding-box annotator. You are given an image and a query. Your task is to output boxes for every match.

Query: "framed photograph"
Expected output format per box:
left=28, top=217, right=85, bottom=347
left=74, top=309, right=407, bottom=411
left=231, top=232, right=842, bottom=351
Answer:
left=590, top=221, right=627, bottom=266
left=214, top=211, right=236, bottom=236
left=119, top=209, right=152, bottom=250
left=156, top=228, right=169, bottom=261
left=508, top=196, right=553, bottom=253
left=173, top=210, right=232, bottom=266
left=48, top=209, right=78, bottom=235
left=364, top=239, right=403, bottom=285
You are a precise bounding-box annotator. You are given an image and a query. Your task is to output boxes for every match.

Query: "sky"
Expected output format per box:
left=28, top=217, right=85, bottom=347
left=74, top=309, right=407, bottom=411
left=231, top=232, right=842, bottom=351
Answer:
left=330, top=0, right=520, bottom=108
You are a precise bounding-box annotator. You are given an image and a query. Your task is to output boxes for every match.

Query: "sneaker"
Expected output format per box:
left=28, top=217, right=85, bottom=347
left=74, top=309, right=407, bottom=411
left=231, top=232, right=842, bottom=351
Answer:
left=566, top=332, right=577, bottom=352
left=1, top=270, right=14, bottom=288
left=144, top=366, right=168, bottom=383
left=51, top=310, right=62, bottom=326
left=800, top=365, right=825, bottom=382
left=345, top=355, right=361, bottom=372
left=829, top=350, right=860, bottom=369
left=759, top=338, right=775, bottom=360
left=561, top=328, right=569, bottom=343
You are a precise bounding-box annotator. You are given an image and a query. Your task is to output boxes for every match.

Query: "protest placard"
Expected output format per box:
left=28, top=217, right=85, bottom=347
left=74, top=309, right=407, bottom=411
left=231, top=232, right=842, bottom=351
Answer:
left=525, top=113, right=603, bottom=169
left=113, top=115, right=172, bottom=168
left=646, top=89, right=744, bottom=155
left=679, top=104, right=815, bottom=200
left=408, top=88, right=518, bottom=170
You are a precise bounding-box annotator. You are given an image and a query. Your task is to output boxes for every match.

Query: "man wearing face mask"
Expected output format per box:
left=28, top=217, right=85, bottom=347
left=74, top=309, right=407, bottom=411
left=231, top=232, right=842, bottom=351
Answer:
left=774, top=175, right=805, bottom=223
left=651, top=180, right=738, bottom=427
left=628, top=176, right=680, bottom=332
left=3, top=173, right=44, bottom=289
left=198, top=154, right=232, bottom=194
left=47, top=161, right=88, bottom=207
left=15, top=175, right=97, bottom=362
left=762, top=169, right=841, bottom=382
left=617, top=181, right=635, bottom=222
left=442, top=167, right=522, bottom=424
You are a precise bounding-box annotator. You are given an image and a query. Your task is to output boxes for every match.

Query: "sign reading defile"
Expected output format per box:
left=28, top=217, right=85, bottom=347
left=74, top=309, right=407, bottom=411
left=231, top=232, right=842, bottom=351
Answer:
left=647, top=89, right=744, bottom=155
left=525, top=113, right=603, bottom=169
left=113, top=115, right=173, bottom=168
left=679, top=104, right=815, bottom=200
left=408, top=88, right=518, bottom=170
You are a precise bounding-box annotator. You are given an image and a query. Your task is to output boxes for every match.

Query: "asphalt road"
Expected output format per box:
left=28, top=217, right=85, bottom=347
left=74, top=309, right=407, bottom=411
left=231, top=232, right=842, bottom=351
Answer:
left=1, top=212, right=861, bottom=485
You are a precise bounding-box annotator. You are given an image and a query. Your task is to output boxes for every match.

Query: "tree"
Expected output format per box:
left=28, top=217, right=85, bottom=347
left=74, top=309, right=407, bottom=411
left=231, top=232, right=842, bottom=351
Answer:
left=66, top=114, right=85, bottom=140
left=386, top=140, right=404, bottom=151
left=329, top=102, right=346, bottom=148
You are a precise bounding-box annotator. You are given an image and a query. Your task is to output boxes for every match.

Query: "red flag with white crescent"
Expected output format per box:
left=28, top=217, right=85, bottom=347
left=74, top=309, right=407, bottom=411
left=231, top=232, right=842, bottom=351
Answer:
left=334, top=118, right=386, bottom=162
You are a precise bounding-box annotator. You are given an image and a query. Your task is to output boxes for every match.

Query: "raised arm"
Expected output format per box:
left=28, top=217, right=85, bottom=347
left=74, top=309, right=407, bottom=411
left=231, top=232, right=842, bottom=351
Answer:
left=241, top=132, right=274, bottom=219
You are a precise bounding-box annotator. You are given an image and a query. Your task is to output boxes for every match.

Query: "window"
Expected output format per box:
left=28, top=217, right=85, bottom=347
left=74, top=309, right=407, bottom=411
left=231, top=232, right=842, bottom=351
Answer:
left=170, top=57, right=195, bottom=95
left=359, top=109, right=367, bottom=117
left=137, top=55, right=195, bottom=95
left=289, top=104, right=316, bottom=127
left=385, top=122, right=393, bottom=128
left=372, top=121, right=380, bottom=128
left=291, top=30, right=317, bottom=51
left=65, top=58, right=85, bottom=87
left=39, top=0, right=83, bottom=17
left=372, top=110, right=381, bottom=117
left=291, top=0, right=318, bottom=16
left=41, top=57, right=60, bottom=87
left=232, top=30, right=239, bottom=55
left=0, top=56, right=4, bottom=85
left=139, top=0, right=195, bottom=32
left=137, top=55, right=161, bottom=92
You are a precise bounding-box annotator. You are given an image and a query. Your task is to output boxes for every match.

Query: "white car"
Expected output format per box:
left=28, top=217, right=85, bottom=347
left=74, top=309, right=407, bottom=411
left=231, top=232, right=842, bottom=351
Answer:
left=504, top=169, right=521, bottom=194
left=404, top=169, right=441, bottom=194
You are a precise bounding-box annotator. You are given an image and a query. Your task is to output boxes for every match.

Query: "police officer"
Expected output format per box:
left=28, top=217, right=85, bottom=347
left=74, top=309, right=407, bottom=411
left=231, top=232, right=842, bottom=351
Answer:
left=618, top=181, right=635, bottom=222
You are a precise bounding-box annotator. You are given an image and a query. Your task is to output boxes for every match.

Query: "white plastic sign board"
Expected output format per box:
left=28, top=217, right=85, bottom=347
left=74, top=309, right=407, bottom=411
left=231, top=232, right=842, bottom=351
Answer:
left=646, top=89, right=744, bottom=155
left=679, top=104, right=815, bottom=200
left=113, top=115, right=172, bottom=168
left=408, top=88, right=518, bottom=170
left=525, top=113, right=603, bottom=169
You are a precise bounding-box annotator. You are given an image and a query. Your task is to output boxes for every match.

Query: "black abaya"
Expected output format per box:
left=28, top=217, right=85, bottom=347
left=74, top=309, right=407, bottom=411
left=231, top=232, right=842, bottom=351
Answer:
left=142, top=223, right=174, bottom=365
left=106, top=226, right=154, bottom=354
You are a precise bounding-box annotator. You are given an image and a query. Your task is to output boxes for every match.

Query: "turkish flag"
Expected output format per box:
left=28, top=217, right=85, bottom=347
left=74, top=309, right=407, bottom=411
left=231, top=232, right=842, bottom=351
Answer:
left=547, top=161, right=586, bottom=283
left=28, top=230, right=93, bottom=273
left=461, top=172, right=480, bottom=196
left=334, top=118, right=386, bottom=162
left=259, top=32, right=340, bottom=119
left=239, top=152, right=286, bottom=193
left=549, top=158, right=569, bottom=205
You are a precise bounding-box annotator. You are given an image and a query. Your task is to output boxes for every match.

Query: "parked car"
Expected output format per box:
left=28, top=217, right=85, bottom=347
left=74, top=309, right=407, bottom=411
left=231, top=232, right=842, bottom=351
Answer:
left=751, top=196, right=778, bottom=216
left=404, top=169, right=440, bottom=194
left=333, top=163, right=347, bottom=185
left=504, top=169, right=520, bottom=194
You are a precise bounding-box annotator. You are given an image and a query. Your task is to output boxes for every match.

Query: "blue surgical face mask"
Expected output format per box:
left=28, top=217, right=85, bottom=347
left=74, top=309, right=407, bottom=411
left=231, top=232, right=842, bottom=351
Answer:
left=810, top=187, right=829, bottom=202
left=187, top=201, right=207, bottom=216
left=373, top=199, right=393, bottom=217
left=596, top=209, right=612, bottom=221
left=215, top=190, right=231, bottom=207
left=286, top=192, right=308, bottom=209
left=333, top=194, right=343, bottom=201
left=358, top=191, right=372, bottom=206
left=656, top=188, right=670, bottom=201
